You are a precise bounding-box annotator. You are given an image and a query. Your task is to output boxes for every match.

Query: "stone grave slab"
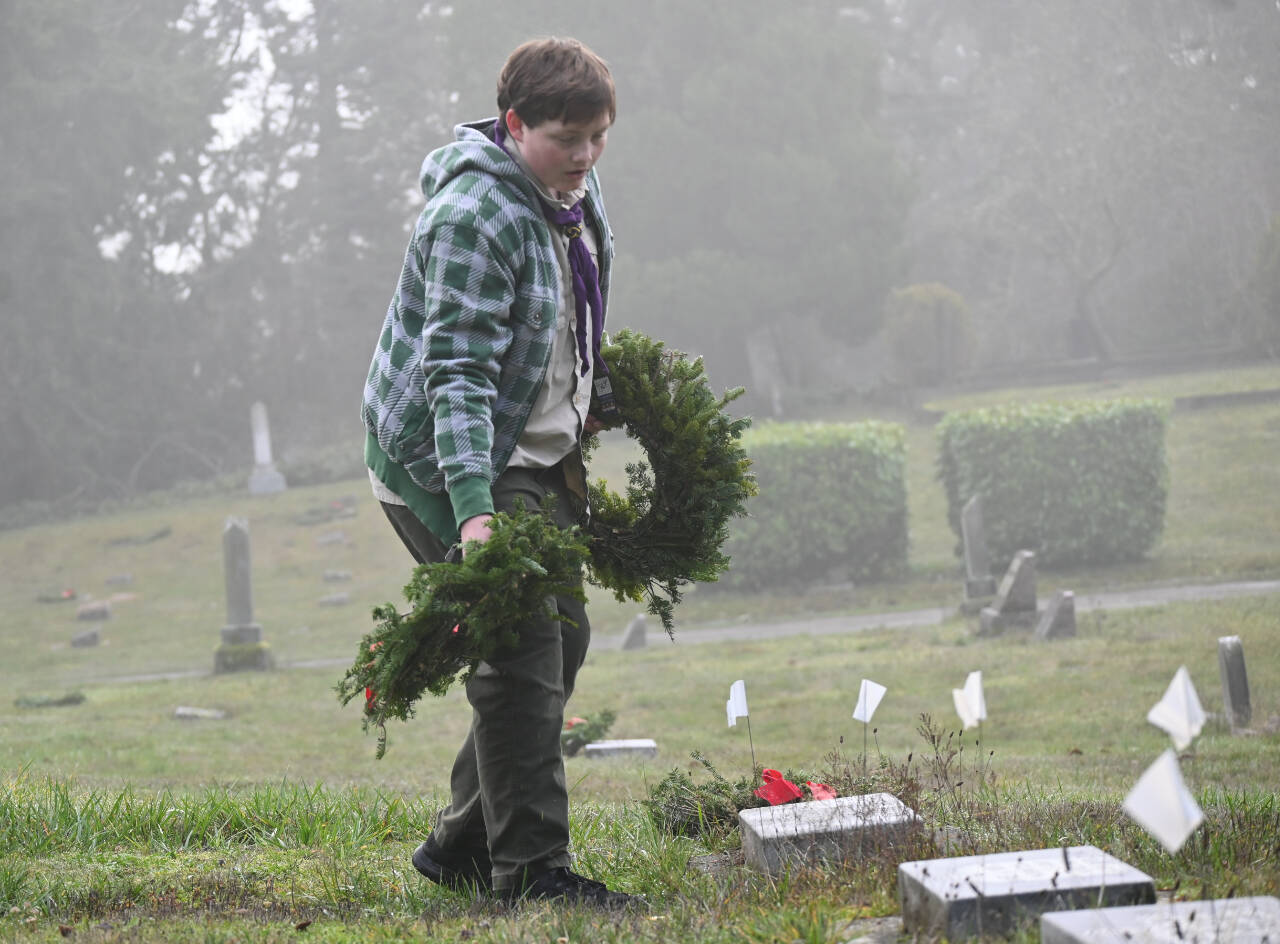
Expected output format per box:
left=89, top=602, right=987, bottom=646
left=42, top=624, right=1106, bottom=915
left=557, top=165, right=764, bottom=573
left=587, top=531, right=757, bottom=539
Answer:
left=583, top=738, right=658, bottom=759
left=620, top=614, right=647, bottom=650
left=247, top=401, right=287, bottom=495
left=174, top=706, right=229, bottom=721
left=1035, top=590, right=1077, bottom=640
left=898, top=845, right=1154, bottom=940
left=1042, top=895, right=1280, bottom=943
left=70, top=627, right=101, bottom=648
left=961, top=495, right=997, bottom=602
left=979, top=549, right=1038, bottom=633
left=740, top=793, right=917, bottom=876
left=1217, top=635, right=1251, bottom=730
left=322, top=570, right=352, bottom=583
left=76, top=600, right=111, bottom=621
left=318, top=592, right=351, bottom=607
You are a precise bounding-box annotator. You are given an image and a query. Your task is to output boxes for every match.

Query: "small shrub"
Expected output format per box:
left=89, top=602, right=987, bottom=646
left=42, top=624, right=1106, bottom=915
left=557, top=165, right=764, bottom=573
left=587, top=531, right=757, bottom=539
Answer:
left=883, top=282, right=973, bottom=385
left=936, top=398, right=1169, bottom=568
left=720, top=421, right=908, bottom=589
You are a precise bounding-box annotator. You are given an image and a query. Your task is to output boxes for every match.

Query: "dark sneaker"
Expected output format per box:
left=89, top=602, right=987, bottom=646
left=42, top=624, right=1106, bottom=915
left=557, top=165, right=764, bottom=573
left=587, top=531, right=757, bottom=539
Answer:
left=411, top=835, right=492, bottom=893
left=501, top=866, right=637, bottom=909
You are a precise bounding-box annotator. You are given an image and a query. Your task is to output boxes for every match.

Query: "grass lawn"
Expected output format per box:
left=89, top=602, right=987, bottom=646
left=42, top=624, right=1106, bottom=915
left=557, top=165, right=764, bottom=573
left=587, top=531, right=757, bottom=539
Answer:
left=0, top=363, right=1277, bottom=941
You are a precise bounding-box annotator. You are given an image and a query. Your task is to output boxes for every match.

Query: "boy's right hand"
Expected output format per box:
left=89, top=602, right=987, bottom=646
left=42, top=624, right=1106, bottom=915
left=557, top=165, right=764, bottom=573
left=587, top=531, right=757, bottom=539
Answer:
left=459, top=514, right=494, bottom=555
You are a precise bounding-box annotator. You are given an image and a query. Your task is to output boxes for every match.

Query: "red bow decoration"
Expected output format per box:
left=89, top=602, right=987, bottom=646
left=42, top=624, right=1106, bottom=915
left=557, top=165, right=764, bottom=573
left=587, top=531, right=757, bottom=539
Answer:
left=806, top=781, right=837, bottom=801
left=754, top=769, right=804, bottom=806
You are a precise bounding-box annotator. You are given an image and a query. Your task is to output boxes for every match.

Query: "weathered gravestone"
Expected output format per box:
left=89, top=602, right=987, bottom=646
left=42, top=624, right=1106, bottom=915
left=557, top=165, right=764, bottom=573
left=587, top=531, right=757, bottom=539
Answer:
left=174, top=706, right=229, bottom=721
left=740, top=794, right=918, bottom=876
left=583, top=738, right=658, bottom=759
left=978, top=549, right=1038, bottom=634
left=76, top=599, right=111, bottom=621
left=960, top=495, right=997, bottom=610
left=1042, top=895, right=1280, bottom=944
left=1035, top=590, right=1077, bottom=641
left=247, top=401, right=287, bottom=495
left=318, top=591, right=350, bottom=607
left=322, top=570, right=352, bottom=583
left=1217, top=635, right=1252, bottom=731
left=899, top=845, right=1155, bottom=941
left=214, top=518, right=274, bottom=672
left=620, top=613, right=647, bottom=650
left=70, top=627, right=101, bottom=648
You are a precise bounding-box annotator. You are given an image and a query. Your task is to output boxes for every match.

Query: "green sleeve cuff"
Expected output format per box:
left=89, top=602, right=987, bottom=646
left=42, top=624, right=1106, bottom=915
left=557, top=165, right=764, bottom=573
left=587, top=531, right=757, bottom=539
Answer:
left=448, top=474, right=494, bottom=529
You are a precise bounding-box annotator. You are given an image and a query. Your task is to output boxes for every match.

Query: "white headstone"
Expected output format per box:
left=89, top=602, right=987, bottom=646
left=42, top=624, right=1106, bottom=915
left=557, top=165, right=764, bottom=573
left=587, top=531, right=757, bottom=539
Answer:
left=899, top=845, right=1155, bottom=940
left=1042, top=895, right=1280, bottom=944
left=248, top=401, right=287, bottom=495
left=740, top=793, right=918, bottom=876
left=583, top=738, right=658, bottom=759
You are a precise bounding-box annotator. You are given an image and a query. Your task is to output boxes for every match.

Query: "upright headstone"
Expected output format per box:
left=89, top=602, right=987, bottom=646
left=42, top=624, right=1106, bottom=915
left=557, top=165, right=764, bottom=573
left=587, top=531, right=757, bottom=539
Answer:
left=740, top=794, right=918, bottom=876
left=1217, top=635, right=1252, bottom=730
left=1034, top=590, right=1077, bottom=641
left=215, top=518, right=273, bottom=672
left=247, top=401, right=287, bottom=495
left=979, top=549, right=1038, bottom=634
left=620, top=613, right=647, bottom=650
left=899, top=845, right=1155, bottom=940
left=961, top=495, right=997, bottom=605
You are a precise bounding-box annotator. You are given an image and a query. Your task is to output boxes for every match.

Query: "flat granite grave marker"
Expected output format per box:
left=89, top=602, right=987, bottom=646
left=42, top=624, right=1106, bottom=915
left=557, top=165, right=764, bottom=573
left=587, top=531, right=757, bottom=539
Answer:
left=740, top=794, right=918, bottom=876
left=1217, top=635, right=1252, bottom=730
left=1042, top=895, right=1280, bottom=943
left=247, top=401, right=287, bottom=495
left=961, top=495, right=997, bottom=606
left=76, top=599, right=111, bottom=621
left=620, top=613, right=647, bottom=650
left=70, top=627, right=101, bottom=648
left=1035, top=589, right=1077, bottom=640
left=215, top=518, right=273, bottom=672
left=899, top=845, right=1155, bottom=940
left=979, top=549, right=1038, bottom=634
left=583, top=738, right=658, bottom=759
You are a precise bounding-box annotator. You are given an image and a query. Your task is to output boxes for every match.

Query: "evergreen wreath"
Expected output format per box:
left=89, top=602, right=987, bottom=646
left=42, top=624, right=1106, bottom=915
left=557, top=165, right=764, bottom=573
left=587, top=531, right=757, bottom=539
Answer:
left=584, top=329, right=755, bottom=633
left=337, top=330, right=755, bottom=757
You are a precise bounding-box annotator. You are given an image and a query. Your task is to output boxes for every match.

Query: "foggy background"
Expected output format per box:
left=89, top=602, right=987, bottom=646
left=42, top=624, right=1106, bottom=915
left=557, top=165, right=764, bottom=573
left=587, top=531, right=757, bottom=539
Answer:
left=3, top=0, right=1278, bottom=511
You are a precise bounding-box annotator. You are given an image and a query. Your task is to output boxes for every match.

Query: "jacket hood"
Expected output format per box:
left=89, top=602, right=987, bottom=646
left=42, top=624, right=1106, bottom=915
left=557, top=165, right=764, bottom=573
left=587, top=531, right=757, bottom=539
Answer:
left=419, top=118, right=535, bottom=203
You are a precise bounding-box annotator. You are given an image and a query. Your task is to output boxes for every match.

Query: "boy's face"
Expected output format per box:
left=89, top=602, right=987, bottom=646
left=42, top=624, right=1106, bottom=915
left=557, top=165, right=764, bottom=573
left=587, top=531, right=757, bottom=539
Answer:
left=506, top=108, right=611, bottom=197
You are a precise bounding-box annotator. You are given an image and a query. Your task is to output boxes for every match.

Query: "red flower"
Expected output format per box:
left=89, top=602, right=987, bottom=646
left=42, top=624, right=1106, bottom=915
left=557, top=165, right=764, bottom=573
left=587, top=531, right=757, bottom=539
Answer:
left=806, top=781, right=837, bottom=801
left=754, top=769, right=803, bottom=806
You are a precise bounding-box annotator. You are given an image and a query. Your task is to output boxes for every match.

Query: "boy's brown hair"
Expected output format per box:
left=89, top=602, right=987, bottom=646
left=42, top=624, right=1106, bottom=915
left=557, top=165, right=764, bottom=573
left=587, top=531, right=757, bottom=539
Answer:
left=497, top=38, right=615, bottom=129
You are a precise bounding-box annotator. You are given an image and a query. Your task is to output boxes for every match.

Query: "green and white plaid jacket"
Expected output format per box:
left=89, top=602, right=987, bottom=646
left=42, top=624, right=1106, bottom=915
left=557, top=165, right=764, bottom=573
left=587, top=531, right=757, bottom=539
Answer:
left=362, top=119, right=614, bottom=541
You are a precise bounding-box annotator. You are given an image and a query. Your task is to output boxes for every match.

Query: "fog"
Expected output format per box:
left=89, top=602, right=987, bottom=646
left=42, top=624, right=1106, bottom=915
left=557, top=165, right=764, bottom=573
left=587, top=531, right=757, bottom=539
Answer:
left=2, top=0, right=1278, bottom=508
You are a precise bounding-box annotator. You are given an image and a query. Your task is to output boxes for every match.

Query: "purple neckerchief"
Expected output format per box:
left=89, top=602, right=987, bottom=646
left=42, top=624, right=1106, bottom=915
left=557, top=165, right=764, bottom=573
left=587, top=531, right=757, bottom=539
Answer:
left=494, top=120, right=606, bottom=378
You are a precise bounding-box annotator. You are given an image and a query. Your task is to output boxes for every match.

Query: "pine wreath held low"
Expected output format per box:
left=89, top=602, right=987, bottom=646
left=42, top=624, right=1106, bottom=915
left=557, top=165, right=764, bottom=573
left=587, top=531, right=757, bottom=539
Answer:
left=337, top=330, right=755, bottom=756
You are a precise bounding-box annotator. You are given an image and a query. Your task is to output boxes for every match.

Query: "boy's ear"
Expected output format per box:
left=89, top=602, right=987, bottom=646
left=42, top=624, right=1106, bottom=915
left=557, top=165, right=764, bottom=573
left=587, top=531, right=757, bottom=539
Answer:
left=504, top=108, right=526, bottom=143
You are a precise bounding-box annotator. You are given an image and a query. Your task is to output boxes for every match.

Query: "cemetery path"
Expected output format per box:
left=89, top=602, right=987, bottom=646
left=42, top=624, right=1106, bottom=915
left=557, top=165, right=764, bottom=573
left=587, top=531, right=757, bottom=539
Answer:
left=69, top=579, right=1280, bottom=685
left=596, top=578, right=1280, bottom=649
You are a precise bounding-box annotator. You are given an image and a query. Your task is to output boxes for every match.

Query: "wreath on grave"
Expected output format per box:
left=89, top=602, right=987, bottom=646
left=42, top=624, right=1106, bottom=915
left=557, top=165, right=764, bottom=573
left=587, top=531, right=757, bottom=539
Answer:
left=336, top=330, right=756, bottom=757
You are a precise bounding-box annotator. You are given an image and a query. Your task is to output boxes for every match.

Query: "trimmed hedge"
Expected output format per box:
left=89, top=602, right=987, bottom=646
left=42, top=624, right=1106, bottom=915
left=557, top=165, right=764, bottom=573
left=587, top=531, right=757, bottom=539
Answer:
left=936, top=399, right=1170, bottom=569
left=720, top=421, right=908, bottom=589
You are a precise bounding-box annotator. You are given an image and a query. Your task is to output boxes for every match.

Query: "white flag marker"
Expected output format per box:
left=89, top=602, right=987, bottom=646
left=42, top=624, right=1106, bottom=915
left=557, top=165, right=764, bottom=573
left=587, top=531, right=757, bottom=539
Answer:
left=1146, top=666, right=1206, bottom=751
left=1123, top=749, right=1204, bottom=853
left=952, top=670, right=987, bottom=730
left=726, top=679, right=748, bottom=728
left=852, top=679, right=887, bottom=723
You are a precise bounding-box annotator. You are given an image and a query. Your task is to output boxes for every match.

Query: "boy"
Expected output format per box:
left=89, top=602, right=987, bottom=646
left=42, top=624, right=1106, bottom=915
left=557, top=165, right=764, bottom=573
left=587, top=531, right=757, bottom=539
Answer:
left=360, top=38, right=632, bottom=907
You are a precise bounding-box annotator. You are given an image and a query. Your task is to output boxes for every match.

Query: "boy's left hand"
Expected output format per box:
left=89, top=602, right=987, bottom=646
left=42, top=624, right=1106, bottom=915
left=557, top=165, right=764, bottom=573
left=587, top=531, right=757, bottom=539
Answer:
left=584, top=414, right=608, bottom=435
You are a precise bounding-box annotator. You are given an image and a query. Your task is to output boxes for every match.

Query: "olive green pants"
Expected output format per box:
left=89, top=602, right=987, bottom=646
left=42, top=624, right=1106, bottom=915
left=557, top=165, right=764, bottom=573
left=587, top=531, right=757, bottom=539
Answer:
left=380, top=461, right=589, bottom=891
